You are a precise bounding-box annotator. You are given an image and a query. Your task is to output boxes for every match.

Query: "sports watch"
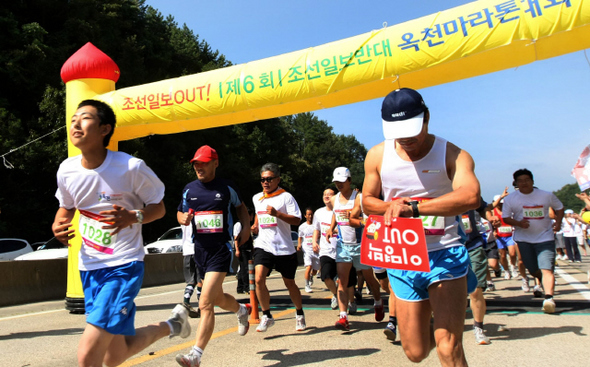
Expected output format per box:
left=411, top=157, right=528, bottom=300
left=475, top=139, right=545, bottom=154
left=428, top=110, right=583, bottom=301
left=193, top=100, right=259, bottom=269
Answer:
left=408, top=201, right=420, bottom=218
left=135, top=210, right=144, bottom=224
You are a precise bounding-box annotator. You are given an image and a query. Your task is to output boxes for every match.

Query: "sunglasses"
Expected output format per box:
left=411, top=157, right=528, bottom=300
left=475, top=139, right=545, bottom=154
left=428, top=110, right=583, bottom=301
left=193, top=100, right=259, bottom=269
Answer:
left=260, top=177, right=277, bottom=183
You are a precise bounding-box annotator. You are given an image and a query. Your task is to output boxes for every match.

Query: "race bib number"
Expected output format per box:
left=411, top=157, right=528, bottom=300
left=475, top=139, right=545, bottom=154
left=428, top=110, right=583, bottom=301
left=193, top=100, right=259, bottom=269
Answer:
left=392, top=197, right=445, bottom=236
left=523, top=205, right=545, bottom=220
left=461, top=214, right=472, bottom=234
left=194, top=211, right=223, bottom=233
left=498, top=226, right=513, bottom=234
left=304, top=235, right=313, bottom=247
left=320, top=222, right=330, bottom=237
left=258, top=211, right=278, bottom=228
left=361, top=215, right=430, bottom=273
left=78, top=210, right=117, bottom=254
left=334, top=209, right=350, bottom=226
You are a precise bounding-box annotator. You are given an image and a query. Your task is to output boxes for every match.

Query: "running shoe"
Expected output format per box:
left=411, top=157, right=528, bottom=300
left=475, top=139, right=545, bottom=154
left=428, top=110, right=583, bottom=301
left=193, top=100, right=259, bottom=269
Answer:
left=485, top=282, right=495, bottom=292
left=504, top=270, right=511, bottom=280
left=305, top=284, right=313, bottom=293
left=331, top=295, right=338, bottom=310
left=175, top=349, right=200, bottom=367
left=348, top=302, right=357, bottom=315
left=473, top=326, right=490, bottom=345
left=374, top=301, right=385, bottom=322
left=183, top=301, right=200, bottom=318
left=295, top=315, right=306, bottom=331
left=542, top=298, right=556, bottom=314
left=256, top=315, right=275, bottom=332
left=533, top=285, right=543, bottom=298
left=383, top=321, right=397, bottom=341
left=521, top=277, right=530, bottom=292
left=493, top=269, right=501, bottom=278
left=237, top=303, right=252, bottom=336
left=169, top=304, right=191, bottom=338
left=335, top=316, right=350, bottom=331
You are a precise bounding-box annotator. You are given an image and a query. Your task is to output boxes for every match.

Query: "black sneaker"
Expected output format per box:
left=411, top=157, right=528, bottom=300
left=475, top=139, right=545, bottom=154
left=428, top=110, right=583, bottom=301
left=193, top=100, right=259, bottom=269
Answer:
left=183, top=302, right=201, bottom=318
left=354, top=290, right=363, bottom=305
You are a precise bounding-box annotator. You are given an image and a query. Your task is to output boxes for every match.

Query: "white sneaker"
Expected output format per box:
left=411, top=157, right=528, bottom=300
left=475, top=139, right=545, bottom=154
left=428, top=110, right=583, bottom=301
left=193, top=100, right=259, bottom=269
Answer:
left=474, top=326, right=490, bottom=345
left=542, top=298, right=556, bottom=314
left=331, top=295, right=338, bottom=310
left=504, top=270, right=512, bottom=280
left=256, top=314, right=275, bottom=332
left=305, top=284, right=313, bottom=293
left=521, top=277, right=530, bottom=292
left=348, top=302, right=357, bottom=315
left=309, top=277, right=314, bottom=286
left=533, top=285, right=543, bottom=298
left=295, top=315, right=306, bottom=331
left=168, top=304, right=191, bottom=338
left=175, top=348, right=200, bottom=367
left=237, top=304, right=251, bottom=336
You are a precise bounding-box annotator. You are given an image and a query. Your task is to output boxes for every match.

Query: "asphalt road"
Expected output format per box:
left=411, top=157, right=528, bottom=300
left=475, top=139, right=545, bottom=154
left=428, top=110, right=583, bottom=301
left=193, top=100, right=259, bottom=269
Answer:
left=1, top=258, right=589, bottom=367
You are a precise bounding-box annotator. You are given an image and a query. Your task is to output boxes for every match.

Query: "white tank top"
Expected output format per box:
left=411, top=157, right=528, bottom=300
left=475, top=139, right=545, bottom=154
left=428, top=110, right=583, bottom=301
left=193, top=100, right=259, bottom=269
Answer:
left=381, top=136, right=462, bottom=252
left=333, top=190, right=358, bottom=244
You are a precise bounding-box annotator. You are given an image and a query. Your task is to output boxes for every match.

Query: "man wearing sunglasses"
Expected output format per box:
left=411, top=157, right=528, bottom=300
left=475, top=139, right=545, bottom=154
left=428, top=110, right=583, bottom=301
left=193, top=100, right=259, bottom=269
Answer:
left=252, top=163, right=306, bottom=332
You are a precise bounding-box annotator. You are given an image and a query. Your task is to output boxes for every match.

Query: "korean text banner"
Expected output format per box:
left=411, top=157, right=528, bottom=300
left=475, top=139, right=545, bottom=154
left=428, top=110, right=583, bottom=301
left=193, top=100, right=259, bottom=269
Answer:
left=92, top=0, right=590, bottom=142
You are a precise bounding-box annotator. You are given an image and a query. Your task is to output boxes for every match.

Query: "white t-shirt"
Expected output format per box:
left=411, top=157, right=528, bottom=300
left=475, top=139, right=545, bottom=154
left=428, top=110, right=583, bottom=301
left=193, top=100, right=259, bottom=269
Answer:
left=252, top=190, right=301, bottom=256
left=298, top=222, right=315, bottom=254
left=56, top=150, right=165, bottom=271
left=313, top=207, right=337, bottom=259
left=562, top=217, right=580, bottom=238
left=332, top=191, right=358, bottom=244
left=502, top=188, right=563, bottom=244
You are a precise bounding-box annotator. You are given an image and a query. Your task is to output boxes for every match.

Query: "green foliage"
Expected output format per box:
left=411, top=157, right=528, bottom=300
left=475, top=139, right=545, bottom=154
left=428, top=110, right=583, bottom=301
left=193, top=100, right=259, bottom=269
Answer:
left=0, top=1, right=368, bottom=242
left=553, top=183, right=585, bottom=213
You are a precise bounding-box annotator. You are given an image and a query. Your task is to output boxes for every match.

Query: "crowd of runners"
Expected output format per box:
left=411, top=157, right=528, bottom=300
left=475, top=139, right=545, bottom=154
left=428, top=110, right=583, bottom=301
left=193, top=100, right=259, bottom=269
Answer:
left=51, top=89, right=590, bottom=367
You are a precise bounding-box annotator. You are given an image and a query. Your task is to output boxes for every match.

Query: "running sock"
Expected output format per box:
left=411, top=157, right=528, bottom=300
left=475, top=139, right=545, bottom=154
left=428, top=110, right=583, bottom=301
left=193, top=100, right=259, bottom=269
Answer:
left=545, top=295, right=553, bottom=300
left=184, top=284, right=195, bottom=301
left=374, top=298, right=383, bottom=306
left=474, top=321, right=484, bottom=329
left=296, top=308, right=304, bottom=316
left=191, top=346, right=203, bottom=363
left=263, top=309, right=272, bottom=318
left=167, top=319, right=180, bottom=336
left=237, top=304, right=247, bottom=316
left=340, top=311, right=348, bottom=319
left=389, top=316, right=397, bottom=325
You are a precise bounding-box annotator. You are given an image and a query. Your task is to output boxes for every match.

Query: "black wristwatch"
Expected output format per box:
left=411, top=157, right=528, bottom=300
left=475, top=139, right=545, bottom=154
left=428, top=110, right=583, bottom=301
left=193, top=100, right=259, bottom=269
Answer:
left=408, top=201, right=420, bottom=218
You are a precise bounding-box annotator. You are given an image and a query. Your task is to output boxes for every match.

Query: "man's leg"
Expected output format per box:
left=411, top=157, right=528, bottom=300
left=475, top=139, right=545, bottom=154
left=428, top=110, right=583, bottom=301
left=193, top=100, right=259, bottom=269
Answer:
left=336, top=262, right=352, bottom=313
left=396, top=297, right=435, bottom=362
left=429, top=278, right=469, bottom=367
left=78, top=324, right=115, bottom=367
left=103, top=323, right=170, bottom=367
left=196, top=271, right=240, bottom=350
left=255, top=264, right=272, bottom=311
left=283, top=277, right=303, bottom=309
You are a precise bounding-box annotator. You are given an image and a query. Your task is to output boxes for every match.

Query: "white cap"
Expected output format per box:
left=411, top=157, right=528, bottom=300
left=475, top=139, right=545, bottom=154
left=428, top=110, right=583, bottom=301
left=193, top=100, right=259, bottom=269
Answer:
left=493, top=195, right=504, bottom=204
left=565, top=209, right=574, bottom=214
left=332, top=167, right=351, bottom=182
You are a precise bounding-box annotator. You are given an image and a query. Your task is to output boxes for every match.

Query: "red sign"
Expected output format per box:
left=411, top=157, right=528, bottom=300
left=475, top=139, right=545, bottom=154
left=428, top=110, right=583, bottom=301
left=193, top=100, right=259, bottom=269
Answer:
left=361, top=215, right=430, bottom=273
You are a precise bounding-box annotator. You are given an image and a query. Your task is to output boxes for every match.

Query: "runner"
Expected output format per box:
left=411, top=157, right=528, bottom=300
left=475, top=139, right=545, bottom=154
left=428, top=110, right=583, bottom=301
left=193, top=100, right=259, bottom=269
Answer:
left=52, top=100, right=189, bottom=367
left=461, top=204, right=492, bottom=345
left=362, top=88, right=479, bottom=365
left=327, top=167, right=384, bottom=331
left=175, top=145, right=252, bottom=367
left=490, top=190, right=520, bottom=280
left=252, top=163, right=306, bottom=332
left=502, top=168, right=564, bottom=314
left=181, top=223, right=201, bottom=318
left=298, top=207, right=320, bottom=293
left=312, top=187, right=340, bottom=310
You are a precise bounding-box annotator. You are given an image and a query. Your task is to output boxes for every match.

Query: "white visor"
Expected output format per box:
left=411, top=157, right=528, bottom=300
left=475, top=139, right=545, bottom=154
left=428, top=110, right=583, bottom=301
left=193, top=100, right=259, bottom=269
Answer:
left=382, top=112, right=424, bottom=140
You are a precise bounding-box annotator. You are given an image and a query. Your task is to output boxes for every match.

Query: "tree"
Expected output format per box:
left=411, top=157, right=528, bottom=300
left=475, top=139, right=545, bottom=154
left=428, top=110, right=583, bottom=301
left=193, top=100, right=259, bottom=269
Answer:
left=554, top=183, right=585, bottom=213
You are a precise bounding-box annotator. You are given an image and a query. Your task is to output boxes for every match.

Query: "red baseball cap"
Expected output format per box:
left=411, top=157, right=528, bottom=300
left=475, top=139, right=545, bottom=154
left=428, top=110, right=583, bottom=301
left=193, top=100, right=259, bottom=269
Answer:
left=190, top=145, right=218, bottom=163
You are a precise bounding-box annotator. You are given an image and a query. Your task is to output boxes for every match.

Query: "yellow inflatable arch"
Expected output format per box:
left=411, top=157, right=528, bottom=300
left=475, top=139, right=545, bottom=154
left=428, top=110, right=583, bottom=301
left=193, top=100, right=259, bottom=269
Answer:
left=60, top=0, right=590, bottom=309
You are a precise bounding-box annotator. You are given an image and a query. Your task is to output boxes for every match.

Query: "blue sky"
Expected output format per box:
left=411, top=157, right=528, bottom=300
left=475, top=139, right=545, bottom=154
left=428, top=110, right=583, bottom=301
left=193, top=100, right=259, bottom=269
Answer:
left=146, top=0, right=590, bottom=203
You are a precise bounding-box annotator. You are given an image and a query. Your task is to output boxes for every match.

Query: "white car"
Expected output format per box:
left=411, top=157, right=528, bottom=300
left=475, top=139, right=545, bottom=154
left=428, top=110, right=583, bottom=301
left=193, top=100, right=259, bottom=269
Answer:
left=14, top=237, right=68, bottom=260
left=144, top=227, right=183, bottom=254
left=0, top=238, right=33, bottom=260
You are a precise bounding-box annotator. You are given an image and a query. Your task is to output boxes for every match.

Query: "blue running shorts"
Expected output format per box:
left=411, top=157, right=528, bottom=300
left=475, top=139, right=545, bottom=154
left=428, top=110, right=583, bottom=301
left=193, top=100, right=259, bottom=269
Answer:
left=387, top=246, right=477, bottom=301
left=80, top=261, right=144, bottom=335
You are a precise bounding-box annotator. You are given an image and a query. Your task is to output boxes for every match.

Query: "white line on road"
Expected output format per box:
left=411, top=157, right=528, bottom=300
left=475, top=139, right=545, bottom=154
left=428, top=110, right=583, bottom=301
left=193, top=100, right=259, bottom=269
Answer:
left=555, top=267, right=590, bottom=302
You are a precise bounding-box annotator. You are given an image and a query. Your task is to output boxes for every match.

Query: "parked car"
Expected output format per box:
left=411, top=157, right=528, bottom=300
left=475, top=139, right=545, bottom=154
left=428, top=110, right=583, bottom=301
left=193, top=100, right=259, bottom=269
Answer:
left=0, top=238, right=33, bottom=260
left=144, top=227, right=183, bottom=254
left=14, top=237, right=68, bottom=260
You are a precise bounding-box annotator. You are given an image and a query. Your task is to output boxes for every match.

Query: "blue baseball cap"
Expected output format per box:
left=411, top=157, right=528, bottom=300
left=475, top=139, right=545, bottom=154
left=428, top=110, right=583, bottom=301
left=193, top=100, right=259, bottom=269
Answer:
left=381, top=88, right=427, bottom=140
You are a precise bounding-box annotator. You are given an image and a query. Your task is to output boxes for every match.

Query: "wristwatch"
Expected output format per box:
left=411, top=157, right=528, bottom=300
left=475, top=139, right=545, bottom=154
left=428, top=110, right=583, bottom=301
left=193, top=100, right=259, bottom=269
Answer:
left=408, top=201, right=420, bottom=218
left=135, top=210, right=144, bottom=224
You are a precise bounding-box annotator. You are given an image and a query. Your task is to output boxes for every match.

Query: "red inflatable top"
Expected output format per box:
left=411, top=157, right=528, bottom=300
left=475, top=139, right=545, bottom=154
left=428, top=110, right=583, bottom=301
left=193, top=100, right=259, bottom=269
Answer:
left=60, top=42, right=120, bottom=83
